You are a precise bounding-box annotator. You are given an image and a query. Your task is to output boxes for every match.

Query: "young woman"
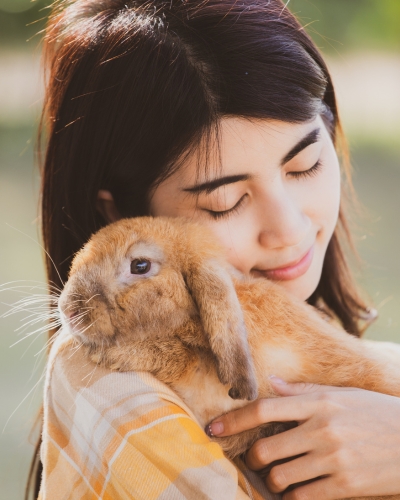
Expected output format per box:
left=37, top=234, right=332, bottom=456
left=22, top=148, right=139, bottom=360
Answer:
left=31, top=0, right=400, bottom=498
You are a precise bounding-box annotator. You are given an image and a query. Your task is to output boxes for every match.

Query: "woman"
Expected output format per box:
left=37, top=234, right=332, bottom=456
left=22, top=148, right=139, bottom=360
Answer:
left=31, top=0, right=400, bottom=498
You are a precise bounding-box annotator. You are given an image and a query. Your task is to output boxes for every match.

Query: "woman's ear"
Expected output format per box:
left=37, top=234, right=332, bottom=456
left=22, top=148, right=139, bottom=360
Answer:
left=96, top=190, right=121, bottom=223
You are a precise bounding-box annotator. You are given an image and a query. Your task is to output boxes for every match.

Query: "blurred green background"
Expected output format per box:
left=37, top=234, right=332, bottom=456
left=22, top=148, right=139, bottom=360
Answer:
left=0, top=0, right=399, bottom=497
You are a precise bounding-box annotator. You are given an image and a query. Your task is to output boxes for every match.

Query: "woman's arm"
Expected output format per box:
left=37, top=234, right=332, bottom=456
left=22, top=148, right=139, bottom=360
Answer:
left=39, top=332, right=276, bottom=500
left=208, top=377, right=400, bottom=500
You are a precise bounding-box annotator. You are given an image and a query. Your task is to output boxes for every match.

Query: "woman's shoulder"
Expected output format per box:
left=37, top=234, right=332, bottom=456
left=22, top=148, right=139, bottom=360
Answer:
left=41, top=330, right=278, bottom=500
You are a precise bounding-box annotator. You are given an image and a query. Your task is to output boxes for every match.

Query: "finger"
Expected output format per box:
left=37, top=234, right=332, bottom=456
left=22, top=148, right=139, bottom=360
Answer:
left=283, top=477, right=341, bottom=500
left=245, top=425, right=312, bottom=471
left=206, top=395, right=318, bottom=437
left=270, top=376, right=359, bottom=397
left=265, top=453, right=328, bottom=494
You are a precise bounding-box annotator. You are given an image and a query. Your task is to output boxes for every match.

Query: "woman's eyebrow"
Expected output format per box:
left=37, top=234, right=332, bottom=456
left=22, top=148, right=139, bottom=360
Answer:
left=182, top=174, right=251, bottom=195
left=182, top=128, right=320, bottom=195
left=281, top=127, right=321, bottom=166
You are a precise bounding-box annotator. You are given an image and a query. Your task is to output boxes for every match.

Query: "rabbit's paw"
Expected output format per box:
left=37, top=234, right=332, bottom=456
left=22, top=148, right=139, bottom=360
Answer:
left=216, top=344, right=258, bottom=400
left=228, top=377, right=258, bottom=401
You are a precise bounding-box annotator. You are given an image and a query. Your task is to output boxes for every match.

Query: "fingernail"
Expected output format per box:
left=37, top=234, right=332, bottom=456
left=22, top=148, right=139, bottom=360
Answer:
left=205, top=421, right=224, bottom=437
left=269, top=375, right=287, bottom=385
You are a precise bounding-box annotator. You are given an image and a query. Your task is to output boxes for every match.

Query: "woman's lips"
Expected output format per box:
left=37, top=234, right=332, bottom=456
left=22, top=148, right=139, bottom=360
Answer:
left=253, top=245, right=315, bottom=281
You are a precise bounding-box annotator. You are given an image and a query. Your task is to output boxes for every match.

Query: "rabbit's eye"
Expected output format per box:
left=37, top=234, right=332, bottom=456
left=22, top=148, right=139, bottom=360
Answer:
left=131, top=259, right=151, bottom=275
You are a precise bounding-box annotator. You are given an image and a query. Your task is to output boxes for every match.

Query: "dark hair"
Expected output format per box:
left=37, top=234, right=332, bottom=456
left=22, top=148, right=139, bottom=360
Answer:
left=28, top=0, right=369, bottom=497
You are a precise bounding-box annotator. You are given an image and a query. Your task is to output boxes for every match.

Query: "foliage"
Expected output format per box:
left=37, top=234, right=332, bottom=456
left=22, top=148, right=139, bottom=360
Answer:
left=0, top=0, right=51, bottom=48
left=0, top=0, right=399, bottom=52
left=289, top=0, right=400, bottom=52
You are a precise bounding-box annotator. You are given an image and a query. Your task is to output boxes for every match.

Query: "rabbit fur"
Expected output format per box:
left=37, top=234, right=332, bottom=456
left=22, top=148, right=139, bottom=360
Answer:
left=58, top=216, right=400, bottom=500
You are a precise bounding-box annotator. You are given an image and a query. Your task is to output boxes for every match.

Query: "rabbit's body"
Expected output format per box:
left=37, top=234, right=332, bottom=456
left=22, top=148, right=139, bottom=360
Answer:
left=86, top=276, right=400, bottom=458
left=59, top=216, right=400, bottom=500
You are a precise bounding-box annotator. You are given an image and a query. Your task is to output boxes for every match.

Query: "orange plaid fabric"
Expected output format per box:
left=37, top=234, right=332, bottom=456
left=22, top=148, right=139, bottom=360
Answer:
left=39, top=331, right=281, bottom=500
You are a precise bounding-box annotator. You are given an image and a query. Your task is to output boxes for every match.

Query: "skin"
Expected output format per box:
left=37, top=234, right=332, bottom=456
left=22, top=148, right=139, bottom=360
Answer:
left=98, top=115, right=400, bottom=499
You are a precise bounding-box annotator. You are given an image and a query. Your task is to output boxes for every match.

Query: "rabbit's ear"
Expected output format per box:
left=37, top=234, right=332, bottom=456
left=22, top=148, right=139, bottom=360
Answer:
left=184, top=260, right=258, bottom=401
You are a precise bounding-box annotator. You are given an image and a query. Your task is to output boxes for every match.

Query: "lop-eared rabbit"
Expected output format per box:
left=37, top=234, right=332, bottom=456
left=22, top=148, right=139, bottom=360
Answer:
left=59, top=217, right=400, bottom=500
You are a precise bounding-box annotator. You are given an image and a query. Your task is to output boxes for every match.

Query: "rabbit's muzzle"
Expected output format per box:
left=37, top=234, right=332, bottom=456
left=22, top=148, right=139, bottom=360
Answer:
left=58, top=279, right=116, bottom=346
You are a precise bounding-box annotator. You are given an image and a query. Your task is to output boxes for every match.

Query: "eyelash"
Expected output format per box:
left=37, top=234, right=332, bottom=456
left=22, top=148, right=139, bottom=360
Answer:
left=288, top=159, right=323, bottom=179
left=206, top=194, right=248, bottom=220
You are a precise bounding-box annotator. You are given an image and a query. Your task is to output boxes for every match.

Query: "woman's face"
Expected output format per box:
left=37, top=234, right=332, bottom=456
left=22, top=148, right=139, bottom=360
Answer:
left=150, top=116, right=341, bottom=301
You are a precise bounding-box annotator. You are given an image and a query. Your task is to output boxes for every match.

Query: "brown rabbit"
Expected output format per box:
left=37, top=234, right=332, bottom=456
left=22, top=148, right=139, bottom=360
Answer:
left=58, top=216, right=400, bottom=500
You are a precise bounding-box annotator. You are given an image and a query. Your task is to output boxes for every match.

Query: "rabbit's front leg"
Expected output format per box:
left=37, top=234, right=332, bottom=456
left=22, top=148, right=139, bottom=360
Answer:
left=88, top=337, right=197, bottom=384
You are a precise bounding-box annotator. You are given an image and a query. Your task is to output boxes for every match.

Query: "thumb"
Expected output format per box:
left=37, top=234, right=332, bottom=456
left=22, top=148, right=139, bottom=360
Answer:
left=268, top=375, right=357, bottom=397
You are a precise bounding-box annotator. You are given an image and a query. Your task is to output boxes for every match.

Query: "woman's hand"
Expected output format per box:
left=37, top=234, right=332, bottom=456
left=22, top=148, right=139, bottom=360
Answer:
left=207, top=377, right=400, bottom=499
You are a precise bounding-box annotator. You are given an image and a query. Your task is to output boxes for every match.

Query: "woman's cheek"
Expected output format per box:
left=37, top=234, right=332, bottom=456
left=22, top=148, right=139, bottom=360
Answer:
left=206, top=216, right=256, bottom=274
left=281, top=158, right=341, bottom=300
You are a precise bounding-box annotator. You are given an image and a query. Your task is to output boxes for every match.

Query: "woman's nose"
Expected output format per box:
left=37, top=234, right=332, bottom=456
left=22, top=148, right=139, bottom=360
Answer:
left=257, top=190, right=311, bottom=250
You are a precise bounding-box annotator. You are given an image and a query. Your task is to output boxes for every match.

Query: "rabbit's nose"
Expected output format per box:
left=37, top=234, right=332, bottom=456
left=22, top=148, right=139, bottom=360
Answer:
left=68, top=310, right=80, bottom=322
left=63, top=309, right=82, bottom=332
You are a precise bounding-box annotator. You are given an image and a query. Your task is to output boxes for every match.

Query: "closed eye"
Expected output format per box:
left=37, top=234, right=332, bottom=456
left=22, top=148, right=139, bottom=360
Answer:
left=287, top=160, right=323, bottom=180
left=205, top=194, right=248, bottom=220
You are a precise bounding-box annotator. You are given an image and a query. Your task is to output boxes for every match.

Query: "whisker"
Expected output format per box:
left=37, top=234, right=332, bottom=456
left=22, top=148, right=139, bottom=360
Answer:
left=68, top=311, right=83, bottom=324
left=5, top=224, right=65, bottom=287
left=33, top=336, right=58, bottom=358
left=10, top=322, right=61, bottom=348
left=86, top=294, right=100, bottom=304
left=80, top=361, right=98, bottom=383
left=68, top=339, right=85, bottom=359
left=19, top=328, right=58, bottom=359
left=78, top=318, right=99, bottom=336
left=14, top=310, right=60, bottom=326
left=2, top=370, right=47, bottom=433
left=20, top=332, right=45, bottom=359
left=28, top=335, right=58, bottom=381
left=0, top=279, right=64, bottom=431
left=0, top=280, right=62, bottom=294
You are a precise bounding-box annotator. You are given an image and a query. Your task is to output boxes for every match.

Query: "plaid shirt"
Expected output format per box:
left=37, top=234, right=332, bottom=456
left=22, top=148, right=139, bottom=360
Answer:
left=39, top=331, right=280, bottom=500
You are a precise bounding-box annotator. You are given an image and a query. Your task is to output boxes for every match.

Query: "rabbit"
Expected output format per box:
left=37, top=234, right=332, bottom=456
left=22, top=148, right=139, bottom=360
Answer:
left=58, top=216, right=400, bottom=500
